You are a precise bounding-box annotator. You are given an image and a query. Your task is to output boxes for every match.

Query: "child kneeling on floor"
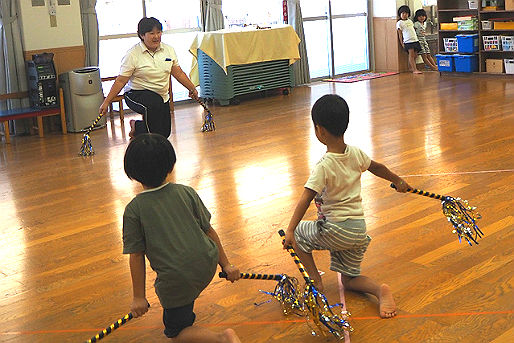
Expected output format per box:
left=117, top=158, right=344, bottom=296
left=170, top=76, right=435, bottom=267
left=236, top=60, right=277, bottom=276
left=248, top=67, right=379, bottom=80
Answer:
left=282, top=94, right=411, bottom=318
left=123, top=133, right=241, bottom=342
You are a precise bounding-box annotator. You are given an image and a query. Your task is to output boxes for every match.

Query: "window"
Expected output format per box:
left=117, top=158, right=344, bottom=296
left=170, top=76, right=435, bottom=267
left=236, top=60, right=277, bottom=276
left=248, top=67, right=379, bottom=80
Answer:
left=302, top=0, right=369, bottom=79
left=96, top=0, right=201, bottom=101
left=223, top=0, right=283, bottom=27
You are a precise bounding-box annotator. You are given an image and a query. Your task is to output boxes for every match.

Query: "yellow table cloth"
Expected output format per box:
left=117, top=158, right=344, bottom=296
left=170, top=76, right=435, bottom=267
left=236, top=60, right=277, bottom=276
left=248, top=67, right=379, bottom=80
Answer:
left=189, top=24, right=301, bottom=86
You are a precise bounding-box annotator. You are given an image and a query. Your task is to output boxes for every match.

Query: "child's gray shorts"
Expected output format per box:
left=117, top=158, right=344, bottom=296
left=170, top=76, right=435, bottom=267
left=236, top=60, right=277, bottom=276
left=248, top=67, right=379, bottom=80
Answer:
left=294, top=219, right=371, bottom=277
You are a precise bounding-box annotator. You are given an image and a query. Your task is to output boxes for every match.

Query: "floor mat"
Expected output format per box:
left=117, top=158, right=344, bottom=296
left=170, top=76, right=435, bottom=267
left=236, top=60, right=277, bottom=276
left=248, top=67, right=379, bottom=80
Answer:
left=323, top=72, right=399, bottom=83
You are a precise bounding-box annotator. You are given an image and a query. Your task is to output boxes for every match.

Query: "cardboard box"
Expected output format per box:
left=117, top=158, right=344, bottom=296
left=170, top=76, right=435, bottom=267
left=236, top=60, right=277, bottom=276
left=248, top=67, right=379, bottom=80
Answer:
left=506, top=0, right=514, bottom=11
left=486, top=59, right=504, bottom=73
left=441, top=23, right=458, bottom=30
left=494, top=22, right=514, bottom=30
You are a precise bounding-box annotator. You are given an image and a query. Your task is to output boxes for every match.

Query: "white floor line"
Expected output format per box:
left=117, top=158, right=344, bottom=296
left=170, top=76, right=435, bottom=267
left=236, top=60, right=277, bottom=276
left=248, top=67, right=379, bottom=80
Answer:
left=401, top=169, right=514, bottom=178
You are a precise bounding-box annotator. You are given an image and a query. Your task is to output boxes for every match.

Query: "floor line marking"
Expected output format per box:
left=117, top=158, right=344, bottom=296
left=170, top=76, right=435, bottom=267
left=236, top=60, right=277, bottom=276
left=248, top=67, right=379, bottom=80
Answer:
left=1, top=310, right=512, bottom=335
left=401, top=169, right=514, bottom=178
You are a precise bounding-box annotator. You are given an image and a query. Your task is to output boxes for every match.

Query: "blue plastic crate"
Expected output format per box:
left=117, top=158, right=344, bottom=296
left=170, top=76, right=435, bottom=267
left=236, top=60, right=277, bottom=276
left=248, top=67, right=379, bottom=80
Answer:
left=456, top=34, right=479, bottom=53
left=436, top=54, right=455, bottom=72
left=454, top=54, right=478, bottom=72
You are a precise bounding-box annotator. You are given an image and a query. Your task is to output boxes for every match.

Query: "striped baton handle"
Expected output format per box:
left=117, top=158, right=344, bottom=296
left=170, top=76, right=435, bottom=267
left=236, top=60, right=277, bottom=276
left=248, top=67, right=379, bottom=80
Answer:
left=219, top=271, right=284, bottom=281
left=85, top=313, right=133, bottom=343
left=390, top=183, right=451, bottom=201
left=278, top=230, right=314, bottom=285
left=84, top=112, right=105, bottom=136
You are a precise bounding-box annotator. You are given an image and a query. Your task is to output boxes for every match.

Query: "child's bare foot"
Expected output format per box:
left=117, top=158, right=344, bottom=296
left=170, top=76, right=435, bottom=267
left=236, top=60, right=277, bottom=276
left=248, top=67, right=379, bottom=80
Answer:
left=413, top=70, right=423, bottom=74
left=223, top=328, right=241, bottom=343
left=379, top=284, right=396, bottom=318
left=129, top=120, right=136, bottom=138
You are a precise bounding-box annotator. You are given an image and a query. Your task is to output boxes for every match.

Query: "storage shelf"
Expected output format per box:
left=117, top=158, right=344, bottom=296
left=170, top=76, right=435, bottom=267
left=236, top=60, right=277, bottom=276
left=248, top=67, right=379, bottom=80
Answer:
left=439, top=9, right=478, bottom=12
left=437, top=0, right=514, bottom=75
left=481, top=29, right=514, bottom=32
left=439, top=30, right=478, bottom=33
left=480, top=50, right=514, bottom=52
left=480, top=10, right=514, bottom=13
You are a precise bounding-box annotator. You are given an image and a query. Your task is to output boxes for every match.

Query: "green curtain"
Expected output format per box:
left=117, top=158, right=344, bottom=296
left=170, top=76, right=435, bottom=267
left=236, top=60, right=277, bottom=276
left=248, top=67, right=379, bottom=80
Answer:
left=201, top=0, right=224, bottom=32
left=0, top=0, right=30, bottom=134
left=79, top=0, right=99, bottom=66
left=287, top=0, right=310, bottom=85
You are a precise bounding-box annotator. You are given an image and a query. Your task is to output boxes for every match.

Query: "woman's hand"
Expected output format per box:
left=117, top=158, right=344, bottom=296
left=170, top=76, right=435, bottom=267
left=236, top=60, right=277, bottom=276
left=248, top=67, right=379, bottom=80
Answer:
left=189, top=88, right=199, bottom=101
left=99, top=100, right=110, bottom=115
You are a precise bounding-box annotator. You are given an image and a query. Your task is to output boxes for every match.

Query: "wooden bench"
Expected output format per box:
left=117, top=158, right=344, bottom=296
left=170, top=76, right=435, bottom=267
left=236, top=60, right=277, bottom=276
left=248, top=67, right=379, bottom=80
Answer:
left=0, top=88, right=67, bottom=144
left=101, top=76, right=125, bottom=122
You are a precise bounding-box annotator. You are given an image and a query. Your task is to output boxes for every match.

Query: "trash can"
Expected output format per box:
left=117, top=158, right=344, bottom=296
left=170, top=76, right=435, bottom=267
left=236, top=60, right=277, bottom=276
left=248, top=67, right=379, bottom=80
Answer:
left=59, top=67, right=105, bottom=132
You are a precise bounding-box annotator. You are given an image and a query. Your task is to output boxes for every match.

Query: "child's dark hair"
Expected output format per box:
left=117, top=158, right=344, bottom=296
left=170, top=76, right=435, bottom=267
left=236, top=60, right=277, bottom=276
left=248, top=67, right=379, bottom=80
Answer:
left=124, top=133, right=176, bottom=188
left=311, top=94, right=350, bottom=137
left=398, top=5, right=411, bottom=18
left=137, top=17, right=162, bottom=40
left=414, top=9, right=427, bottom=22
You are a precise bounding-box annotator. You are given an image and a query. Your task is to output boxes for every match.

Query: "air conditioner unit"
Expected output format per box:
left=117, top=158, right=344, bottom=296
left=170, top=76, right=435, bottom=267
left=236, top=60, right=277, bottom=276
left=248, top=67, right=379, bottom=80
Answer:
left=198, top=49, right=294, bottom=105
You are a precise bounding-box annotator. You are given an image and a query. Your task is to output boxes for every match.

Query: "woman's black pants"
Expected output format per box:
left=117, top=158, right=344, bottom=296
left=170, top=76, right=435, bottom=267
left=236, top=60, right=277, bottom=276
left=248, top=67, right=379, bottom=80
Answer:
left=124, top=89, right=171, bottom=138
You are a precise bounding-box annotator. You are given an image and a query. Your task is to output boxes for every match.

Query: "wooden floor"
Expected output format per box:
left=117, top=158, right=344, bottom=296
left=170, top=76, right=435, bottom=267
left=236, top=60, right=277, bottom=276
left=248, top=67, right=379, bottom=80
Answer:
left=1, top=73, right=513, bottom=343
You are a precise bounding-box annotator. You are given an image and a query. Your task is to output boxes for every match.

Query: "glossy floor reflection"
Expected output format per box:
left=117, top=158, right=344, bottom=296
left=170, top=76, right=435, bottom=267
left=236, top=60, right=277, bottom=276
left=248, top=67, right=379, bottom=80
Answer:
left=0, top=73, right=513, bottom=342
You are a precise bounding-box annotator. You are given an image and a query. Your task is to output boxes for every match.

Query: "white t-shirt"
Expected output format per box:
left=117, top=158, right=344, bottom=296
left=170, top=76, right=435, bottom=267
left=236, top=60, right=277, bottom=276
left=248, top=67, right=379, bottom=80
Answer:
left=119, top=42, right=179, bottom=102
left=304, top=146, right=371, bottom=222
left=397, top=19, right=419, bottom=44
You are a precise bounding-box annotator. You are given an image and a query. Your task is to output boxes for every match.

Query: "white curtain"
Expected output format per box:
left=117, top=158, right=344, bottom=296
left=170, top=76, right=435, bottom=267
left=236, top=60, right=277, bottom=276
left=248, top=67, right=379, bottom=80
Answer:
left=0, top=0, right=29, bottom=134
left=287, top=0, right=310, bottom=85
left=79, top=0, right=99, bottom=67
left=201, top=0, right=224, bottom=32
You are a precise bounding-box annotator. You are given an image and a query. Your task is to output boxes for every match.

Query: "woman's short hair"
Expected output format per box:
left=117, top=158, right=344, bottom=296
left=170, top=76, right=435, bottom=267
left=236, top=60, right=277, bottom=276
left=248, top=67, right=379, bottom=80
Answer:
left=137, top=17, right=163, bottom=40
left=124, top=133, right=176, bottom=188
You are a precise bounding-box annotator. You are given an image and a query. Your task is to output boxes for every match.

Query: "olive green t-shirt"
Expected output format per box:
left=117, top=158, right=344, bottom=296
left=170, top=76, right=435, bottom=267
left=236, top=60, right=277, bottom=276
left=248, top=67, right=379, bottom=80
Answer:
left=123, top=183, right=218, bottom=308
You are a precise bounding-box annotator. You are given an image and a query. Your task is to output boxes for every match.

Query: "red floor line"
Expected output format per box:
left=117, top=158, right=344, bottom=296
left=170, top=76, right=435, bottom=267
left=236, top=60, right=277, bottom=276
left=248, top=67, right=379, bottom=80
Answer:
left=1, top=310, right=512, bottom=335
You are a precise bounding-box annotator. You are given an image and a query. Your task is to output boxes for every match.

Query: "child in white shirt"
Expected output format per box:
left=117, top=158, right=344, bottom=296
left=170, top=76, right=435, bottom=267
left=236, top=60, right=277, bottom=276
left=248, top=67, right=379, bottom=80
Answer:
left=396, top=5, right=423, bottom=74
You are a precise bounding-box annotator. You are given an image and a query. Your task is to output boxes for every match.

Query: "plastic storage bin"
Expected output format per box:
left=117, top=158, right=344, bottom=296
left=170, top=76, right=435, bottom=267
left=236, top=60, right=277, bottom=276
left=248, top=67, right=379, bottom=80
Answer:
left=483, top=36, right=501, bottom=51
left=468, top=0, right=478, bottom=9
left=481, top=20, right=493, bottom=30
left=454, top=55, right=478, bottom=72
left=456, top=34, right=479, bottom=52
left=505, top=59, right=514, bottom=74
left=443, top=38, right=458, bottom=52
left=436, top=54, right=455, bottom=72
left=501, top=36, right=514, bottom=51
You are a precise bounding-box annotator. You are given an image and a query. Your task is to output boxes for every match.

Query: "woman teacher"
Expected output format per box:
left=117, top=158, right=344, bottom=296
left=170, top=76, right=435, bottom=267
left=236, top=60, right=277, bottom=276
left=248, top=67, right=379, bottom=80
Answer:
left=100, top=17, right=198, bottom=138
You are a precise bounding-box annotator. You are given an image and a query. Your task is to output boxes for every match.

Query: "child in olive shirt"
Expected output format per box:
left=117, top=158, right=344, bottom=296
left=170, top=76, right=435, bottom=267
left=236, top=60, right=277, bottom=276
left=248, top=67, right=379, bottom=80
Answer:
left=123, top=133, right=241, bottom=342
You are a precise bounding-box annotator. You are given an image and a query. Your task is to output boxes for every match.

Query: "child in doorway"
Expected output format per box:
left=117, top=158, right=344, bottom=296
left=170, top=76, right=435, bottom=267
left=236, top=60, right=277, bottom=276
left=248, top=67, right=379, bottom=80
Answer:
left=396, top=5, right=423, bottom=74
left=282, top=94, right=411, bottom=318
left=414, top=9, right=438, bottom=71
left=123, top=133, right=241, bottom=342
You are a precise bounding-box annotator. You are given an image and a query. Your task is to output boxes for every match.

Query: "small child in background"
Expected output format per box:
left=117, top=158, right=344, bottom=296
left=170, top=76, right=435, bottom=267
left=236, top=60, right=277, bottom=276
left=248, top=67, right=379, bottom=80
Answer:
left=396, top=5, right=422, bottom=74
left=413, top=9, right=438, bottom=71
left=123, top=133, right=241, bottom=342
left=282, top=94, right=411, bottom=319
